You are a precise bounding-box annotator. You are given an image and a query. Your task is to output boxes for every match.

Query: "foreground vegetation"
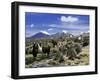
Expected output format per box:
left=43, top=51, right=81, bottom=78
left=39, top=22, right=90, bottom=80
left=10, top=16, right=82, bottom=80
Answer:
left=25, top=36, right=89, bottom=68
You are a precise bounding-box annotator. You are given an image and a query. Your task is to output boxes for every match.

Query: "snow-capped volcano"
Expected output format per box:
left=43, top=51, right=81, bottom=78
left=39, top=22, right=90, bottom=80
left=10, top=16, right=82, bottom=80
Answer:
left=40, top=31, right=50, bottom=35
left=30, top=31, right=50, bottom=38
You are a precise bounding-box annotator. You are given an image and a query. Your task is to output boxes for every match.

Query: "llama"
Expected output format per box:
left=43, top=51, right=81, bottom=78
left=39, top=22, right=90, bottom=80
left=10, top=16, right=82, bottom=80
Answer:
left=32, top=42, right=51, bottom=59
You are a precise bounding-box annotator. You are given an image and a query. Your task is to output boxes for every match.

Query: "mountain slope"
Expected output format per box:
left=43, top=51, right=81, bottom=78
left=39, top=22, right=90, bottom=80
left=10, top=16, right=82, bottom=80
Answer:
left=30, top=32, right=50, bottom=38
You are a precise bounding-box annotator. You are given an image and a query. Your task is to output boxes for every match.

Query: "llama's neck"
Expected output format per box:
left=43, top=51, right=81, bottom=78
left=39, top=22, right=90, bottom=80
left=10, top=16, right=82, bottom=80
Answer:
left=38, top=44, right=42, bottom=52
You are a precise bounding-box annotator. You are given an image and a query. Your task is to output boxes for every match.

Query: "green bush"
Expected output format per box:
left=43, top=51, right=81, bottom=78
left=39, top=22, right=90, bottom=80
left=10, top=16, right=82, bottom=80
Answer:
left=25, top=48, right=33, bottom=55
left=65, top=41, right=82, bottom=60
left=53, top=52, right=64, bottom=63
left=53, top=52, right=61, bottom=60
left=51, top=48, right=58, bottom=53
left=74, top=43, right=82, bottom=54
left=58, top=54, right=64, bottom=63
left=67, top=48, right=77, bottom=60
left=48, top=59, right=59, bottom=65
left=65, top=42, right=77, bottom=60
left=82, top=37, right=89, bottom=47
left=25, top=54, right=34, bottom=65
left=36, top=53, right=47, bottom=61
left=59, top=46, right=67, bottom=55
left=74, top=37, right=81, bottom=43
left=25, top=64, right=33, bottom=68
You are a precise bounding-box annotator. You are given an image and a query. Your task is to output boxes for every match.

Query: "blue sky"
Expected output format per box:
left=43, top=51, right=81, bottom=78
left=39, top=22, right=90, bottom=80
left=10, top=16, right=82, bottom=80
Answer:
left=25, top=12, right=89, bottom=37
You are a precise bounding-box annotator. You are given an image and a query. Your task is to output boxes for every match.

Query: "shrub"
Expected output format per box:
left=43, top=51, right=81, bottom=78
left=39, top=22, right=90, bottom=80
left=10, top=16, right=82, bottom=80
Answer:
left=48, top=59, right=59, bottom=65
left=28, top=50, right=33, bottom=54
left=53, top=52, right=64, bottom=63
left=82, top=37, right=89, bottom=47
left=74, top=37, right=81, bottom=43
left=67, top=48, right=77, bottom=60
left=65, top=42, right=77, bottom=60
left=25, top=48, right=33, bottom=55
left=53, top=52, right=61, bottom=60
left=65, top=41, right=82, bottom=60
left=25, top=64, right=33, bottom=68
left=51, top=48, right=58, bottom=53
left=51, top=39, right=58, bottom=47
left=25, top=54, right=34, bottom=65
left=36, top=53, right=47, bottom=61
left=58, top=54, right=64, bottom=63
left=25, top=49, right=28, bottom=54
left=74, top=43, right=82, bottom=54
left=59, top=46, right=67, bottom=55
left=80, top=53, right=88, bottom=57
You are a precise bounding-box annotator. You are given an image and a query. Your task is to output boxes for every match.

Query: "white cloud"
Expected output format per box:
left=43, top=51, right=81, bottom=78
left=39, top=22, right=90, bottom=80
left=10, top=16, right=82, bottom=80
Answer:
left=48, top=28, right=53, bottom=31
left=30, top=24, right=34, bottom=28
left=49, top=24, right=57, bottom=27
left=61, top=16, right=79, bottom=23
left=62, top=30, right=68, bottom=33
left=49, top=24, right=61, bottom=28
left=40, top=30, right=50, bottom=35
